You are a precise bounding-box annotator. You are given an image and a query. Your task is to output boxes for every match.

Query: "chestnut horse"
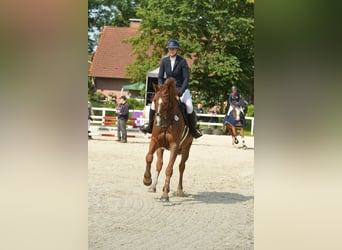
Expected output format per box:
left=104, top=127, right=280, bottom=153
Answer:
left=223, top=106, right=247, bottom=149
left=143, top=78, right=193, bottom=202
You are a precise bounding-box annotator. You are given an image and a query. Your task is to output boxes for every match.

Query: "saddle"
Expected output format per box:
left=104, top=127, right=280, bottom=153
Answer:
left=160, top=102, right=190, bottom=151
left=223, top=109, right=246, bottom=128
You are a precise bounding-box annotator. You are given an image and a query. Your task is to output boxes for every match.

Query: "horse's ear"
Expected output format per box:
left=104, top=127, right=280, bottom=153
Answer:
left=152, top=82, right=160, bottom=92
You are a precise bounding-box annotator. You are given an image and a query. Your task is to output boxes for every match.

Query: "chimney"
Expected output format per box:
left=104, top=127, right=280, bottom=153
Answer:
left=129, top=18, right=141, bottom=29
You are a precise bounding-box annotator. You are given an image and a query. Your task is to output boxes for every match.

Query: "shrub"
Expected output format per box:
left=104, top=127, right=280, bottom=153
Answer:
left=127, top=98, right=144, bottom=110
left=90, top=92, right=103, bottom=103
left=245, top=104, right=254, bottom=117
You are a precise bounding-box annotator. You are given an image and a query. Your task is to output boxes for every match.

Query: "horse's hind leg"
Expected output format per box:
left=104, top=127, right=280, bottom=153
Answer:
left=148, top=148, right=164, bottom=192
left=144, top=139, right=157, bottom=186
left=175, top=142, right=192, bottom=197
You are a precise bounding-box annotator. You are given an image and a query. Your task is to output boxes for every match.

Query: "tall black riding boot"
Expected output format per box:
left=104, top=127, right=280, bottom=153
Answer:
left=140, top=109, right=155, bottom=134
left=188, top=111, right=202, bottom=138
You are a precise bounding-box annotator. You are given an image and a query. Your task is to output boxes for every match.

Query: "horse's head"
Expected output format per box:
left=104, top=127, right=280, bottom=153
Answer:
left=153, top=78, right=178, bottom=127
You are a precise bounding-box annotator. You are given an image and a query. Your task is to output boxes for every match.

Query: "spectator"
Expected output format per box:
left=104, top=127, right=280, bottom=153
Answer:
left=195, top=103, right=204, bottom=121
left=195, top=103, right=204, bottom=129
left=88, top=101, right=93, bottom=139
left=208, top=105, right=220, bottom=128
left=116, top=96, right=130, bottom=143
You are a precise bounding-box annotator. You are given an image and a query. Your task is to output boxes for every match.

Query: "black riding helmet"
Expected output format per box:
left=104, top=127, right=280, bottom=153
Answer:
left=166, top=39, right=179, bottom=49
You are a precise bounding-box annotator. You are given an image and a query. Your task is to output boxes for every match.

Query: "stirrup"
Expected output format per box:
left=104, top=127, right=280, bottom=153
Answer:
left=192, top=129, right=202, bottom=139
left=140, top=124, right=152, bottom=134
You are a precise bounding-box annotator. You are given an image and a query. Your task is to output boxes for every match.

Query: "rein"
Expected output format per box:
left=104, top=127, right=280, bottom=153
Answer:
left=155, top=93, right=179, bottom=130
left=154, top=89, right=183, bottom=148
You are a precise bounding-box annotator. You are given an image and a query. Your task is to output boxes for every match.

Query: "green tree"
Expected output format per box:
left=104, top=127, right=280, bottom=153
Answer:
left=88, top=0, right=141, bottom=53
left=126, top=0, right=254, bottom=107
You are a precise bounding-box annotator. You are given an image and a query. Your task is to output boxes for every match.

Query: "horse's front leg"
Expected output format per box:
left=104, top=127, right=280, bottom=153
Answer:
left=148, top=148, right=164, bottom=192
left=143, top=139, right=157, bottom=186
left=226, top=125, right=237, bottom=145
left=230, top=125, right=238, bottom=145
left=160, top=144, right=178, bottom=202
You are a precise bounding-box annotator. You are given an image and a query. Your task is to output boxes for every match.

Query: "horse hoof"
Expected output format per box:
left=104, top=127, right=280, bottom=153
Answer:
left=148, top=187, right=156, bottom=192
left=160, top=196, right=169, bottom=202
left=143, top=178, right=152, bottom=186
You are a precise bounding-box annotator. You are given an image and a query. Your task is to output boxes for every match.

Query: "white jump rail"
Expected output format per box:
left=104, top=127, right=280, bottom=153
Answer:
left=90, top=107, right=145, bottom=125
left=89, top=107, right=254, bottom=137
left=89, top=107, right=148, bottom=138
left=196, top=113, right=254, bottom=136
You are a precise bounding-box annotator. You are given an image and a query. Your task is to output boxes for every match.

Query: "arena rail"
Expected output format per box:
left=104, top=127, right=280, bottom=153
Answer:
left=196, top=113, right=254, bottom=135
left=89, top=107, right=254, bottom=137
left=89, top=107, right=148, bottom=138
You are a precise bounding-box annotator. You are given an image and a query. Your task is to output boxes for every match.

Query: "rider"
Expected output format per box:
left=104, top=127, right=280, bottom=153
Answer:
left=228, top=85, right=245, bottom=116
left=225, top=85, right=247, bottom=145
left=140, top=39, right=202, bottom=138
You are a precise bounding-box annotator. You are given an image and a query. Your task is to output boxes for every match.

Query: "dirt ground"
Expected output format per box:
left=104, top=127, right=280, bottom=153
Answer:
left=88, top=134, right=254, bottom=250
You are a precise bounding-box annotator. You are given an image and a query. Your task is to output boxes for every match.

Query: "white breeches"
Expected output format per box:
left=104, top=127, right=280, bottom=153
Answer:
left=151, top=89, right=193, bottom=114
left=227, top=105, right=244, bottom=115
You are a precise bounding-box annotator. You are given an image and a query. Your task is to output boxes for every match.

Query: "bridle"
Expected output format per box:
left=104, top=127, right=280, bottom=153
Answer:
left=154, top=90, right=179, bottom=130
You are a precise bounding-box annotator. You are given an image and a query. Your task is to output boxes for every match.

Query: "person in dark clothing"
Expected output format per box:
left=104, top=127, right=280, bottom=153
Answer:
left=140, top=39, right=202, bottom=138
left=223, top=86, right=247, bottom=146
left=194, top=103, right=204, bottom=129
left=224, top=85, right=247, bottom=128
left=195, top=103, right=204, bottom=121
left=116, top=96, right=129, bottom=143
left=208, top=105, right=220, bottom=128
left=88, top=101, right=93, bottom=139
left=228, top=86, right=244, bottom=115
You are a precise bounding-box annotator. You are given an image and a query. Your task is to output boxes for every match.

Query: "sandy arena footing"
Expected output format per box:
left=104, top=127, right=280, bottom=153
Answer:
left=89, top=134, right=254, bottom=249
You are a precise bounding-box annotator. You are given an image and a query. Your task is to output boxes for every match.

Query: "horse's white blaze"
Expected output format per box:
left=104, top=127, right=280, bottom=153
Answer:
left=235, top=107, right=240, bottom=121
left=156, top=97, right=162, bottom=126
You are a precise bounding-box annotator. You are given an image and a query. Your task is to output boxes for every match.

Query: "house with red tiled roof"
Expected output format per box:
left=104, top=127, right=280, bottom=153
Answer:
left=89, top=19, right=195, bottom=100
left=88, top=20, right=141, bottom=98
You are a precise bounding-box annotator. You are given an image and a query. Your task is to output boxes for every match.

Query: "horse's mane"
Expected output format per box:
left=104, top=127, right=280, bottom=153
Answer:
left=162, top=78, right=178, bottom=99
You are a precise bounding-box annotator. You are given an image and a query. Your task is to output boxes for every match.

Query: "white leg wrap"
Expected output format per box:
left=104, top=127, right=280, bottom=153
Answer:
left=151, top=169, right=160, bottom=188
